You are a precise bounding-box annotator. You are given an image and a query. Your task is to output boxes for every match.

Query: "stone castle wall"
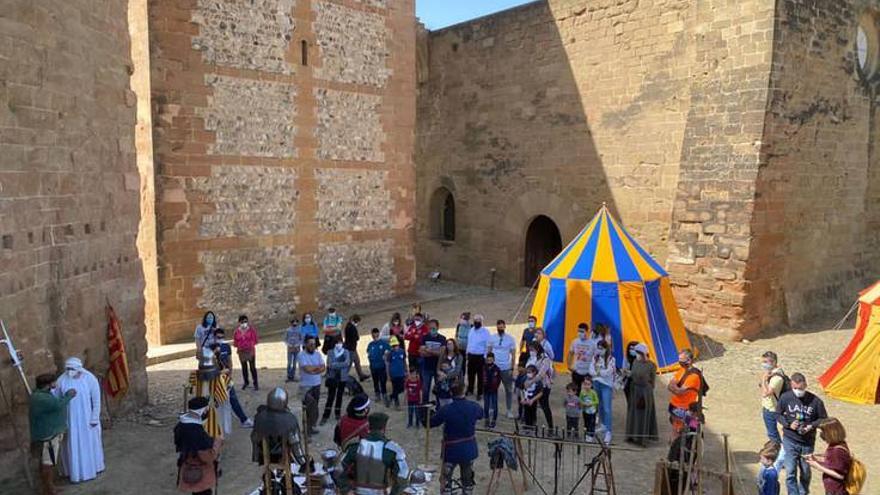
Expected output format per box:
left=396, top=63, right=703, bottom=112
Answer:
left=0, top=0, right=147, bottom=470
left=417, top=0, right=880, bottom=339
left=149, top=0, right=416, bottom=342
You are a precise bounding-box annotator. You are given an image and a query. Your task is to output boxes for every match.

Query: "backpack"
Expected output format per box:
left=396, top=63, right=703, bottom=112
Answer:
left=832, top=445, right=867, bottom=494
left=770, top=370, right=792, bottom=399
left=180, top=452, right=205, bottom=485
left=678, top=367, right=710, bottom=399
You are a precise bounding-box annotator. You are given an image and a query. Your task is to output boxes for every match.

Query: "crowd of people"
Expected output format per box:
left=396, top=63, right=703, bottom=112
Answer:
left=24, top=303, right=865, bottom=495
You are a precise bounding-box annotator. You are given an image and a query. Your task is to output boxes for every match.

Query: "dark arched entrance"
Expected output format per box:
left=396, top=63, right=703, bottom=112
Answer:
left=524, top=215, right=562, bottom=286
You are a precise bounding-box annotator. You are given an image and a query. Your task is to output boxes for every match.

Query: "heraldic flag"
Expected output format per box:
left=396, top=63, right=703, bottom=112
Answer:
left=530, top=205, right=694, bottom=373
left=105, top=304, right=130, bottom=398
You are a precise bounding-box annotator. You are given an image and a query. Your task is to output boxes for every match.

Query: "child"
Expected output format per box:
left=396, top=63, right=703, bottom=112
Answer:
left=580, top=375, right=599, bottom=442
left=435, top=361, right=454, bottom=408
left=367, top=328, right=391, bottom=403
left=514, top=363, right=528, bottom=421
left=757, top=444, right=780, bottom=495
left=405, top=367, right=423, bottom=428
left=521, top=365, right=544, bottom=429
left=564, top=383, right=581, bottom=439
left=386, top=337, right=407, bottom=409
left=483, top=352, right=502, bottom=428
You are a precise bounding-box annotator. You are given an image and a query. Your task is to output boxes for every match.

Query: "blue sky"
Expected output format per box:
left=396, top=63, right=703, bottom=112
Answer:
left=416, top=0, right=536, bottom=30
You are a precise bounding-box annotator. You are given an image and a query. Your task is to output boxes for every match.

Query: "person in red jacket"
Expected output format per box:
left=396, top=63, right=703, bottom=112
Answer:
left=334, top=394, right=371, bottom=449
left=233, top=314, right=259, bottom=391
left=404, top=313, right=429, bottom=370
left=405, top=368, right=423, bottom=428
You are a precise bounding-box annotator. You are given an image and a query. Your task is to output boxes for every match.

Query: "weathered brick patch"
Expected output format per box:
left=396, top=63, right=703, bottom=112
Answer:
left=318, top=240, right=395, bottom=305
left=315, top=88, right=384, bottom=162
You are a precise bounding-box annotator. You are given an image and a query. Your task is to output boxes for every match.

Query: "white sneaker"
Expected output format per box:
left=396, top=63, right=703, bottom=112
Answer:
left=603, top=431, right=612, bottom=444
left=585, top=435, right=596, bottom=443
left=242, top=418, right=254, bottom=428
left=506, top=410, right=515, bottom=419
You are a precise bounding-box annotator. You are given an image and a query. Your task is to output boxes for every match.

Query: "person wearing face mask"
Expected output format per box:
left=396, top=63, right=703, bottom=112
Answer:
left=520, top=364, right=544, bottom=428
left=454, top=312, right=472, bottom=376
left=285, top=318, right=303, bottom=382
left=297, top=337, right=325, bottom=435
left=465, top=314, right=490, bottom=398
left=534, top=327, right=555, bottom=361
left=567, top=322, right=596, bottom=394
left=300, top=312, right=320, bottom=346
left=624, top=343, right=658, bottom=447
left=667, top=349, right=704, bottom=429
left=209, top=329, right=253, bottom=429
left=174, top=396, right=222, bottom=495
left=419, top=318, right=447, bottom=403
left=322, top=339, right=353, bottom=425
left=758, top=351, right=788, bottom=470
left=233, top=315, right=259, bottom=391
left=525, top=341, right=555, bottom=430
left=322, top=307, right=344, bottom=354
left=776, top=373, right=828, bottom=495
left=381, top=313, right=405, bottom=350
left=30, top=373, right=76, bottom=494
left=55, top=357, right=104, bottom=484
left=519, top=315, right=539, bottom=367
left=194, top=311, right=219, bottom=357
left=404, top=312, right=429, bottom=370
left=487, top=320, right=518, bottom=419
left=620, top=342, right=638, bottom=407
left=344, top=314, right=370, bottom=382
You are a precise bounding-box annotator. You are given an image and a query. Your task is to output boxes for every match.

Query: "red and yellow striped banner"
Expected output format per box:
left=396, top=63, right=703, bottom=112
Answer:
left=104, top=304, right=130, bottom=398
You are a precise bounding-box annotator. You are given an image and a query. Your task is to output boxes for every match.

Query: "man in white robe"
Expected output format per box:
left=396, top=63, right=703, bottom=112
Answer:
left=55, top=357, right=105, bottom=483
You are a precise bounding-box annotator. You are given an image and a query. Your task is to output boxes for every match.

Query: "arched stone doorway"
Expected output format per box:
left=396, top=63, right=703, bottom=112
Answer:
left=524, top=215, right=562, bottom=286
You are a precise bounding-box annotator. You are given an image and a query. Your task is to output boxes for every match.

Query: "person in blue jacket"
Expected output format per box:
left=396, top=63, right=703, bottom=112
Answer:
left=429, top=381, right=484, bottom=494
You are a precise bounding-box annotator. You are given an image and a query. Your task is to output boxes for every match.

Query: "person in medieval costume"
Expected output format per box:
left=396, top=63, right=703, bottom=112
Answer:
left=337, top=412, right=410, bottom=495
left=55, top=357, right=105, bottom=483
left=188, top=347, right=231, bottom=438
left=429, top=382, right=484, bottom=495
left=251, top=388, right=307, bottom=468
left=334, top=394, right=371, bottom=449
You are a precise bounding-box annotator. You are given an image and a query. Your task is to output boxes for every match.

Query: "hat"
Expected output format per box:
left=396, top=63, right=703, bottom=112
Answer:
left=188, top=396, right=209, bottom=410
left=64, top=357, right=84, bottom=370
left=634, top=343, right=649, bottom=355
left=390, top=336, right=401, bottom=346
left=352, top=394, right=371, bottom=412
left=368, top=412, right=389, bottom=431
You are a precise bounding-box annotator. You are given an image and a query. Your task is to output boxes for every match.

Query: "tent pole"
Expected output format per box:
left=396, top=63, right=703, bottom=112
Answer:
left=833, top=300, right=859, bottom=330
left=511, top=275, right=540, bottom=324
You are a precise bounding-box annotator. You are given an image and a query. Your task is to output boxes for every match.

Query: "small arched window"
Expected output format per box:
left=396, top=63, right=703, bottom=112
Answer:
left=430, top=187, right=455, bottom=241
left=856, top=13, right=879, bottom=80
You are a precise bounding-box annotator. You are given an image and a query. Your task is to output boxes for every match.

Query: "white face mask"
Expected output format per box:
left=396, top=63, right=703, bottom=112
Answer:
left=793, top=388, right=806, bottom=398
left=529, top=351, right=537, bottom=359
left=304, top=317, right=312, bottom=323
left=527, top=373, right=536, bottom=379
left=629, top=349, right=637, bottom=357
left=329, top=311, right=336, bottom=316
left=578, top=331, right=586, bottom=339
left=414, top=319, right=423, bottom=326
left=335, top=343, right=343, bottom=351
left=67, top=369, right=79, bottom=378
left=528, top=321, right=536, bottom=329
left=240, top=323, right=248, bottom=329
left=761, top=362, right=773, bottom=371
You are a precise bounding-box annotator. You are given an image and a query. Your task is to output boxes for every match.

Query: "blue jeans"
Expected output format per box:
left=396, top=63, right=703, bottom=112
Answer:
left=762, top=408, right=785, bottom=469
left=484, top=392, right=498, bottom=427
left=228, top=387, right=248, bottom=423
left=421, top=368, right=436, bottom=403
left=286, top=348, right=300, bottom=379
left=594, top=381, right=613, bottom=433
left=782, top=438, right=813, bottom=495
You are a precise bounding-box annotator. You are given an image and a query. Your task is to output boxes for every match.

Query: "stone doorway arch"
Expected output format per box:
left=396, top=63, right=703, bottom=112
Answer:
left=523, top=215, right=562, bottom=287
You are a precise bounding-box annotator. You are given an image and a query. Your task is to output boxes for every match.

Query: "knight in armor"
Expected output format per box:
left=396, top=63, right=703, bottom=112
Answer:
left=251, top=387, right=307, bottom=467
left=188, top=347, right=231, bottom=438
left=334, top=394, right=371, bottom=449
left=429, top=382, right=484, bottom=495
left=337, top=412, right=410, bottom=495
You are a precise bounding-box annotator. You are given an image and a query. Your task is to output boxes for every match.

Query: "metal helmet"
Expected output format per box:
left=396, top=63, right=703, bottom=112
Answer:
left=267, top=387, right=289, bottom=412
left=197, top=347, right=219, bottom=380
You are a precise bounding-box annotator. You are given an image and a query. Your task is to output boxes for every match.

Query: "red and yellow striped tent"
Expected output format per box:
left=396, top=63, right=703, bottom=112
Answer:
left=818, top=281, right=880, bottom=405
left=530, top=205, right=693, bottom=373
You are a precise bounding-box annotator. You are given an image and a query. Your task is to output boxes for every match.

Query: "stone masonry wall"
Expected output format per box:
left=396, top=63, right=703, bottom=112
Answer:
left=149, top=0, right=416, bottom=343
left=417, top=0, right=699, bottom=289
left=318, top=240, right=396, bottom=305
left=749, top=0, right=880, bottom=328
left=0, top=0, right=147, bottom=476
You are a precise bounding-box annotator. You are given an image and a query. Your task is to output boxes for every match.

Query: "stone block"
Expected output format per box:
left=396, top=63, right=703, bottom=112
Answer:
left=191, top=0, right=296, bottom=74
left=318, top=239, right=395, bottom=306
left=191, top=165, right=298, bottom=237
left=313, top=0, right=390, bottom=87
left=200, top=75, right=297, bottom=158
left=314, top=168, right=391, bottom=232
left=315, top=88, right=384, bottom=162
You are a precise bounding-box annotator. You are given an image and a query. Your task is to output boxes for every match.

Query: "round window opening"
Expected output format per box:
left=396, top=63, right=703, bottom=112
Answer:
left=856, top=15, right=879, bottom=80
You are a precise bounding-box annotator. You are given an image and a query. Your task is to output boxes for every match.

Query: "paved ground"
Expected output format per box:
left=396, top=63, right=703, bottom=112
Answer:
left=10, top=282, right=877, bottom=495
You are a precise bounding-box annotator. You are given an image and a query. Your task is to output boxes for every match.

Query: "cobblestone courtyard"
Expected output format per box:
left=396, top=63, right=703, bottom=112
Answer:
left=7, top=283, right=877, bottom=494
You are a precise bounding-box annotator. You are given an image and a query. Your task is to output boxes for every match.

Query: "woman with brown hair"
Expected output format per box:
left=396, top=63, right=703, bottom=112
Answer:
left=805, top=418, right=855, bottom=495
left=438, top=337, right=464, bottom=383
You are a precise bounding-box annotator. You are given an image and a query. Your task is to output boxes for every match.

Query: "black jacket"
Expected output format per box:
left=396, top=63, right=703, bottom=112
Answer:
left=776, top=390, right=827, bottom=446
left=344, top=323, right=360, bottom=351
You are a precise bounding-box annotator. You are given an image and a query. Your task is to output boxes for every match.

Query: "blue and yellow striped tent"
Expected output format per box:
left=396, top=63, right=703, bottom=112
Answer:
left=530, top=206, right=693, bottom=372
